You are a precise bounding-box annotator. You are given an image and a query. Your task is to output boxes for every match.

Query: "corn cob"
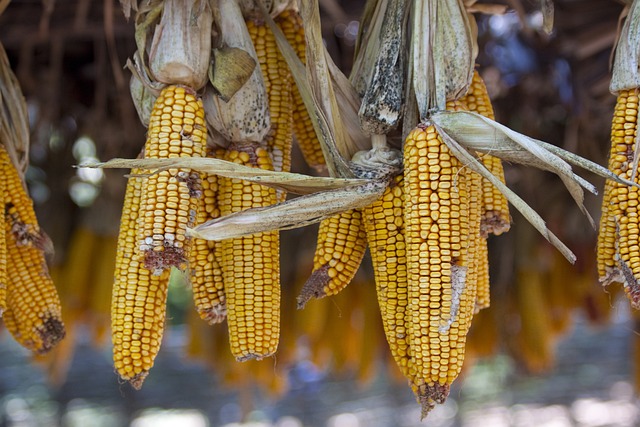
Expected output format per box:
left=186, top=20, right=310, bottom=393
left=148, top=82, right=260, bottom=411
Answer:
left=247, top=16, right=294, bottom=178
left=138, top=85, right=206, bottom=274
left=112, top=170, right=171, bottom=388
left=597, top=90, right=636, bottom=293
left=219, top=142, right=280, bottom=361
left=361, top=174, right=413, bottom=380
left=297, top=210, right=368, bottom=308
left=403, top=121, right=478, bottom=416
left=277, top=10, right=326, bottom=171
left=190, top=149, right=226, bottom=324
left=4, top=219, right=65, bottom=354
left=459, top=70, right=510, bottom=236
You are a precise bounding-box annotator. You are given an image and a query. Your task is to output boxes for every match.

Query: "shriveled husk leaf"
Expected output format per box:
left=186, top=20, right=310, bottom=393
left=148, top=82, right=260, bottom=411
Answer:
left=357, top=0, right=408, bottom=135
left=81, top=157, right=369, bottom=195
left=148, top=0, right=212, bottom=89
left=208, top=47, right=256, bottom=102
left=412, top=0, right=475, bottom=116
left=611, top=0, right=640, bottom=93
left=188, top=177, right=389, bottom=241
left=432, top=110, right=636, bottom=189
left=0, top=42, right=29, bottom=176
left=204, top=0, right=270, bottom=143
left=350, top=0, right=387, bottom=96
left=260, top=0, right=360, bottom=178
left=429, top=110, right=640, bottom=230
left=433, top=123, right=576, bottom=263
left=129, top=73, right=158, bottom=127
left=133, top=1, right=164, bottom=75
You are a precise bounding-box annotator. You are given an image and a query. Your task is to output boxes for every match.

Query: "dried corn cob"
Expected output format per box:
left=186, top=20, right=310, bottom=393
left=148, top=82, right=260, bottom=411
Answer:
left=4, top=220, right=65, bottom=354
left=474, top=237, right=490, bottom=311
left=277, top=9, right=326, bottom=171
left=247, top=16, right=294, bottom=177
left=460, top=70, right=510, bottom=236
left=297, top=210, right=368, bottom=308
left=112, top=170, right=171, bottom=388
left=403, top=121, right=478, bottom=416
left=190, top=150, right=226, bottom=324
left=219, top=142, right=280, bottom=361
left=361, top=174, right=413, bottom=379
left=138, top=85, right=206, bottom=274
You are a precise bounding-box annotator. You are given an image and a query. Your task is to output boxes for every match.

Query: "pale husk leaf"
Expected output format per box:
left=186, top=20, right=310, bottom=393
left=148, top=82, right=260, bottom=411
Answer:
left=81, top=157, right=369, bottom=195
left=412, top=0, right=474, bottom=116
left=129, top=73, right=158, bottom=127
left=188, top=179, right=387, bottom=241
left=434, top=123, right=576, bottom=263
left=350, top=0, right=387, bottom=96
left=261, top=0, right=355, bottom=177
left=203, top=0, right=270, bottom=143
left=431, top=110, right=596, bottom=227
left=148, top=0, right=212, bottom=90
left=0, top=41, right=29, bottom=176
left=208, top=47, right=256, bottom=102
left=611, top=0, right=640, bottom=93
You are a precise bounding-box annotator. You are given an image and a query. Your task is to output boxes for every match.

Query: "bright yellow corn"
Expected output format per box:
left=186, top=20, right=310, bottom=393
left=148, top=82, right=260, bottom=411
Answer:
left=361, top=174, right=413, bottom=379
left=297, top=209, right=368, bottom=308
left=277, top=9, right=326, bottom=171
left=190, top=149, right=226, bottom=324
left=597, top=89, right=640, bottom=308
left=247, top=17, right=294, bottom=180
left=219, top=142, right=280, bottom=361
left=139, top=85, right=206, bottom=274
left=403, top=122, right=478, bottom=416
left=5, top=220, right=65, bottom=354
left=460, top=70, right=510, bottom=236
left=112, top=170, right=171, bottom=388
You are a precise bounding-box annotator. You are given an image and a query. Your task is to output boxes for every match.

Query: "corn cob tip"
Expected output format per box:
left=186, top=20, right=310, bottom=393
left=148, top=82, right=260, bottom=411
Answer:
left=35, top=315, right=66, bottom=355
left=480, top=211, right=511, bottom=237
left=128, top=371, right=149, bottom=390
left=618, top=261, right=640, bottom=310
left=415, top=382, right=450, bottom=420
left=198, top=304, right=227, bottom=324
left=296, top=264, right=330, bottom=309
left=236, top=352, right=275, bottom=363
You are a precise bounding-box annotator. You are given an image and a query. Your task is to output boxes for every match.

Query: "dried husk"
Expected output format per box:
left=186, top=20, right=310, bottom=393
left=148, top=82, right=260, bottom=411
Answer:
left=82, top=157, right=369, bottom=195
left=411, top=0, right=475, bottom=116
left=611, top=0, right=640, bottom=93
left=148, top=0, right=212, bottom=90
left=129, top=73, right=158, bottom=127
left=357, top=0, right=408, bottom=135
left=0, top=42, right=29, bottom=176
left=203, top=0, right=270, bottom=143
left=350, top=0, right=387, bottom=96
left=209, top=47, right=256, bottom=102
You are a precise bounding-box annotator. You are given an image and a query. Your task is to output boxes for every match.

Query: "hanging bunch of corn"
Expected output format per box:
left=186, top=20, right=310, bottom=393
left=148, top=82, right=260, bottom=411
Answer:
left=90, top=0, right=639, bottom=417
left=597, top=0, right=640, bottom=309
